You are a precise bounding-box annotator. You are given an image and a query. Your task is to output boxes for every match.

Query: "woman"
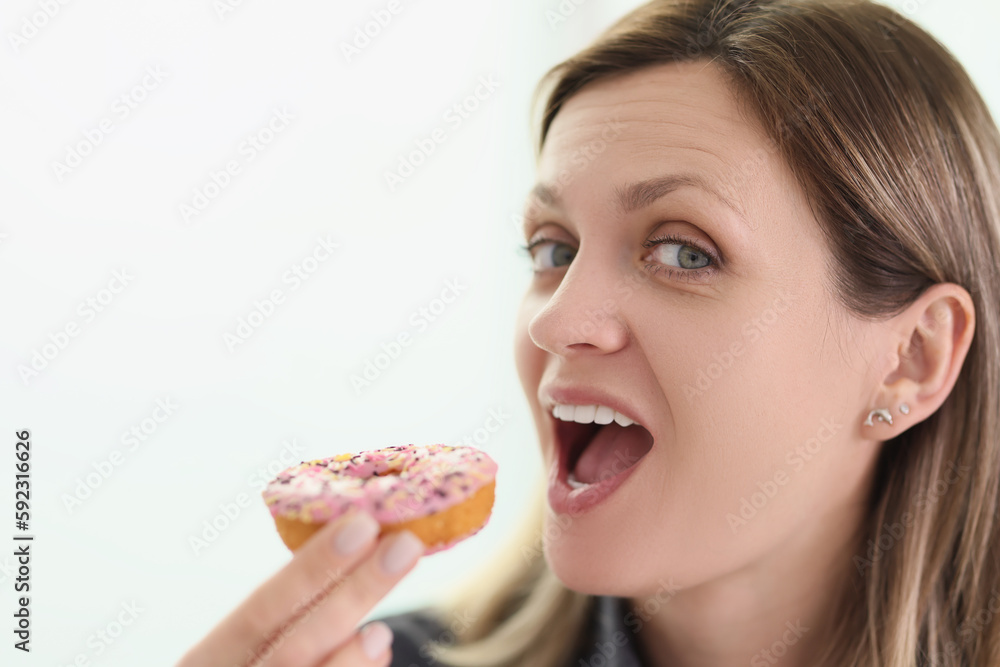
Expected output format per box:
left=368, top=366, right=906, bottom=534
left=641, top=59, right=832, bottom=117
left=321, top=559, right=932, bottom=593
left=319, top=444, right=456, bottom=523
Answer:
left=178, top=0, right=1000, bottom=665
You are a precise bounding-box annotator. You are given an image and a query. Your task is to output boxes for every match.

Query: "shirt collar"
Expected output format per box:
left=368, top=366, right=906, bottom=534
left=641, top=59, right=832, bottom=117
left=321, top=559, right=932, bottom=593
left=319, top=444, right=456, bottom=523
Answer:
left=571, top=595, right=648, bottom=666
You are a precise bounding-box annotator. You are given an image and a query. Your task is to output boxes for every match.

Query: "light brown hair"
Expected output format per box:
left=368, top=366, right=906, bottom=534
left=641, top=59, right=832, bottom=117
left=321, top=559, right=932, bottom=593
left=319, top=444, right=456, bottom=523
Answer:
left=427, top=1, right=1000, bottom=665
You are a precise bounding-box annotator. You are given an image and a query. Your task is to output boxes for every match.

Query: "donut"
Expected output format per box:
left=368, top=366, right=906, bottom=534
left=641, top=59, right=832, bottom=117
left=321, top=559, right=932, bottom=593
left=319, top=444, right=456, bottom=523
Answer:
left=262, top=444, right=497, bottom=554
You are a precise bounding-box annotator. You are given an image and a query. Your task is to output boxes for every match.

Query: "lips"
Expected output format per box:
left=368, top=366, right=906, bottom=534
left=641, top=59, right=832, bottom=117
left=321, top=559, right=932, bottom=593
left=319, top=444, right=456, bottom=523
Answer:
left=542, top=386, right=653, bottom=452
left=540, top=384, right=655, bottom=514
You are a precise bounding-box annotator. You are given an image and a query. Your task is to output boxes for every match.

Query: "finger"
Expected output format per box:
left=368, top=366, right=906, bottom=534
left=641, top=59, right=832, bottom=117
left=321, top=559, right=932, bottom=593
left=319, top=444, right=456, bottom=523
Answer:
left=320, top=622, right=393, bottom=667
left=181, top=510, right=381, bottom=667
left=262, top=530, right=424, bottom=667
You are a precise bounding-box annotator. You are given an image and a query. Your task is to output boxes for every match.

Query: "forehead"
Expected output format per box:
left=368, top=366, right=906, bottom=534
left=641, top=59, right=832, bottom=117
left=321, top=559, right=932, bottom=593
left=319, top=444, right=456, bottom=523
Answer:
left=535, top=61, right=780, bottom=221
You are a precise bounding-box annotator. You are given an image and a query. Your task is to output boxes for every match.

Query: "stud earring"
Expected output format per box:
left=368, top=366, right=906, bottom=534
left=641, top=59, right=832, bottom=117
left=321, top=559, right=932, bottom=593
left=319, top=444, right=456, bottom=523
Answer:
left=863, top=408, right=893, bottom=426
left=899, top=403, right=910, bottom=415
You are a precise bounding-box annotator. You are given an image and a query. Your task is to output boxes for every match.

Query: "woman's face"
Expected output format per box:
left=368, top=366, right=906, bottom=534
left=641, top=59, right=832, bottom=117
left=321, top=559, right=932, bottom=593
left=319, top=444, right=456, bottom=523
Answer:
left=514, top=60, right=885, bottom=597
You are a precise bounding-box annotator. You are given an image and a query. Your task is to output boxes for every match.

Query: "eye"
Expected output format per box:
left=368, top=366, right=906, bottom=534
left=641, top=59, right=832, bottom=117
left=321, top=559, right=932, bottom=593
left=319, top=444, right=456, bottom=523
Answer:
left=522, top=238, right=577, bottom=272
left=641, top=233, right=719, bottom=282
left=646, top=236, right=711, bottom=269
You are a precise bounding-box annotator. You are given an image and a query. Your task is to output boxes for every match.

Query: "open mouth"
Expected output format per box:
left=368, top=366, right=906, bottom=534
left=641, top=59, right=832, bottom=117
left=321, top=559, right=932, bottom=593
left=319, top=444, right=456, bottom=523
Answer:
left=554, top=410, right=654, bottom=488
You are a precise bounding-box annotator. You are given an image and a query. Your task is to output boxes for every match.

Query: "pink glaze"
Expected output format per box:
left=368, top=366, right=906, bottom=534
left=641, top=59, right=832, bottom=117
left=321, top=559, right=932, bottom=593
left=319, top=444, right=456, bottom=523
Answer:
left=262, top=444, right=497, bottom=552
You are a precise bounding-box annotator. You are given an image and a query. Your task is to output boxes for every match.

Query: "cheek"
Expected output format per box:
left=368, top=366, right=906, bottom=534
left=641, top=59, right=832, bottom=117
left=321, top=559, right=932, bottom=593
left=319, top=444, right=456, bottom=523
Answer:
left=633, top=296, right=857, bottom=546
left=688, top=308, right=857, bottom=526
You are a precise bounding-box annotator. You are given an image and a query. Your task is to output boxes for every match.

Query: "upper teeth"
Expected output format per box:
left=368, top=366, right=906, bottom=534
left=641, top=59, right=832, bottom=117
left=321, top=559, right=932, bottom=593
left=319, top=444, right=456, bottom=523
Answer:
left=552, top=404, right=635, bottom=427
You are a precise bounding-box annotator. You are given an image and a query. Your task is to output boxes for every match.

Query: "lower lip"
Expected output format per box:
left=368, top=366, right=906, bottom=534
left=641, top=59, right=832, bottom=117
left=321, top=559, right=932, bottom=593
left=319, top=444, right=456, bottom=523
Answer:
left=546, top=435, right=646, bottom=516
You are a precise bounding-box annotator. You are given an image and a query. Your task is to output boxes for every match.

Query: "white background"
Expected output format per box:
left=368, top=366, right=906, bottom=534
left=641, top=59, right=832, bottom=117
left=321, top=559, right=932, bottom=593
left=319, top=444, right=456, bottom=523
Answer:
left=1, top=0, right=996, bottom=664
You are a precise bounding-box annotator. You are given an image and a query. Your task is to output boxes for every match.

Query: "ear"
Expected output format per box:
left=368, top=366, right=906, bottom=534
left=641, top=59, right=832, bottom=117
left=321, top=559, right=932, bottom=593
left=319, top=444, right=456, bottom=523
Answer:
left=866, top=283, right=976, bottom=437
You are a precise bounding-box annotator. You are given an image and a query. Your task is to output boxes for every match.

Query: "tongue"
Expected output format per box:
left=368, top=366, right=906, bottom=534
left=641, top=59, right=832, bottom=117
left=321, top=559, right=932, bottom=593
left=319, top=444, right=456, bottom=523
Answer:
left=572, top=423, right=653, bottom=485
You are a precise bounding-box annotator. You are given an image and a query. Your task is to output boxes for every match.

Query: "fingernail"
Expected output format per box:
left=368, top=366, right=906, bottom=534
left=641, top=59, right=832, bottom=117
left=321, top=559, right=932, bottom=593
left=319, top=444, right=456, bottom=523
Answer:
left=361, top=621, right=393, bottom=660
left=334, top=512, right=380, bottom=556
left=381, top=530, right=424, bottom=575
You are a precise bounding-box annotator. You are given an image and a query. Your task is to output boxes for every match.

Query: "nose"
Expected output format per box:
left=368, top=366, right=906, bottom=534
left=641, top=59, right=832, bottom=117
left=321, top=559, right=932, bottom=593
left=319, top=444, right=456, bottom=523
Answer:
left=527, top=248, right=631, bottom=357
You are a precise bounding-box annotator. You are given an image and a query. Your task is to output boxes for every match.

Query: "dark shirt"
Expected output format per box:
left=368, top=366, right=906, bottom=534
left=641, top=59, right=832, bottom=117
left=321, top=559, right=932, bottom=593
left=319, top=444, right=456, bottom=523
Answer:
left=380, top=595, right=648, bottom=666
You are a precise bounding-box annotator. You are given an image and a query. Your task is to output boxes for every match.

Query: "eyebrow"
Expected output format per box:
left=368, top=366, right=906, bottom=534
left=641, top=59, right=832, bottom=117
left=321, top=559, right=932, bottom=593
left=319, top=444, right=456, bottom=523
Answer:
left=528, top=173, right=753, bottom=230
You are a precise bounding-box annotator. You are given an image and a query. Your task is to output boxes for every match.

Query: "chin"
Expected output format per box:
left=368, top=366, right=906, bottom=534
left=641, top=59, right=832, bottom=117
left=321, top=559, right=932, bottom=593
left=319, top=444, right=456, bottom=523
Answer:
left=541, top=513, right=653, bottom=597
left=544, top=546, right=617, bottom=596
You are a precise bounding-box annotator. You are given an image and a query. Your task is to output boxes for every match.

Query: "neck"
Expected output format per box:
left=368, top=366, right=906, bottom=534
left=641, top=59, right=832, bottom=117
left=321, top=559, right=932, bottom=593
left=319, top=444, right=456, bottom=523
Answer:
left=630, top=502, right=865, bottom=667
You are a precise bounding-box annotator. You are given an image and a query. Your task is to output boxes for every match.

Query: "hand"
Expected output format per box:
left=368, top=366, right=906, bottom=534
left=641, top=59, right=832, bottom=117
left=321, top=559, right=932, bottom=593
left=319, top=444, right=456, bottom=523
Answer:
left=177, top=511, right=424, bottom=667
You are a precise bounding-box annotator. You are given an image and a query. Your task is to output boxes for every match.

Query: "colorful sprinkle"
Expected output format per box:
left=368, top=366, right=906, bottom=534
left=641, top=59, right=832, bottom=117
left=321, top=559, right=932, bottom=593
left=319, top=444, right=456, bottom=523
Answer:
left=262, top=444, right=497, bottom=525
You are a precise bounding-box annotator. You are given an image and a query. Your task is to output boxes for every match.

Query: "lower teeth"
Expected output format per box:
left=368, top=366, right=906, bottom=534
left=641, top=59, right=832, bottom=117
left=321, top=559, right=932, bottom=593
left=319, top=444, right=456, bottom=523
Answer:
left=567, top=472, right=588, bottom=489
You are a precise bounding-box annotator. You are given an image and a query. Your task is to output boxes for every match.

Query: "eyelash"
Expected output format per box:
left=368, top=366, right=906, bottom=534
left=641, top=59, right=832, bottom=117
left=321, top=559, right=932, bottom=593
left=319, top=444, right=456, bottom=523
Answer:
left=519, top=233, right=719, bottom=283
